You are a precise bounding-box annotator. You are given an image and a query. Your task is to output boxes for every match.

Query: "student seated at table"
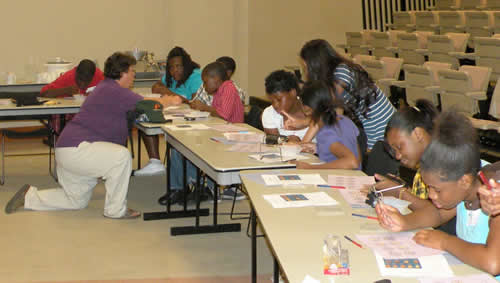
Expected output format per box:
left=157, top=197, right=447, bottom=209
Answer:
left=163, top=62, right=244, bottom=203
left=4, top=52, right=181, bottom=219
left=40, top=59, right=105, bottom=140
left=261, top=70, right=309, bottom=142
left=376, top=111, right=500, bottom=279
left=191, top=56, right=246, bottom=106
left=135, top=46, right=202, bottom=176
left=293, top=80, right=361, bottom=170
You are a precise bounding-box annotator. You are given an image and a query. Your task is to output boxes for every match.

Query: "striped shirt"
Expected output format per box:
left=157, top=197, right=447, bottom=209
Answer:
left=212, top=80, right=244, bottom=123
left=334, top=64, right=395, bottom=149
left=192, top=80, right=246, bottom=106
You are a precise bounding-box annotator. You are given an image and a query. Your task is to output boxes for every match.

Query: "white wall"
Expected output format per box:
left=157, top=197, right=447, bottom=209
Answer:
left=0, top=0, right=363, bottom=100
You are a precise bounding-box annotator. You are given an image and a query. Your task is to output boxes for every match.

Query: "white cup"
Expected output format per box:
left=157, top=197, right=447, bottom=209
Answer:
left=6, top=72, right=16, bottom=84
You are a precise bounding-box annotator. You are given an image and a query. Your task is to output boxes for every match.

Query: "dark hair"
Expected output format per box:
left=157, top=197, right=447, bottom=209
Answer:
left=104, top=52, right=136, bottom=80
left=300, top=80, right=341, bottom=126
left=216, top=56, right=236, bottom=73
left=300, top=39, right=376, bottom=117
left=385, top=99, right=438, bottom=136
left=202, top=62, right=228, bottom=81
left=164, top=46, right=200, bottom=88
left=265, top=70, right=299, bottom=94
left=75, top=59, right=96, bottom=84
left=420, top=111, right=480, bottom=182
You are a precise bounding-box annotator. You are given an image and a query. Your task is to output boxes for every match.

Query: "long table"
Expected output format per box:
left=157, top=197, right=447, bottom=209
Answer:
left=143, top=122, right=319, bottom=236
left=241, top=169, right=490, bottom=283
left=0, top=98, right=82, bottom=116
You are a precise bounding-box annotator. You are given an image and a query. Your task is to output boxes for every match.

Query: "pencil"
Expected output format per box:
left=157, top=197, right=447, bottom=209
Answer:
left=352, top=213, right=378, bottom=220
left=344, top=235, right=363, bottom=249
left=317, top=184, right=346, bottom=189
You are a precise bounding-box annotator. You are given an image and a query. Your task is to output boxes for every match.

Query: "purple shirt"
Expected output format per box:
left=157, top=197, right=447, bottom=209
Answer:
left=316, top=115, right=360, bottom=169
left=56, top=78, right=143, bottom=148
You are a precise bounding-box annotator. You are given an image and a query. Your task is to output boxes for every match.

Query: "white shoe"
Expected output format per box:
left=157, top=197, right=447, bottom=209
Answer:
left=134, top=159, right=166, bottom=176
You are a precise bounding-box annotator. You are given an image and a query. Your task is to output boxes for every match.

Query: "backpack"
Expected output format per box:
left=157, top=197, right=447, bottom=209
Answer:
left=134, top=100, right=167, bottom=123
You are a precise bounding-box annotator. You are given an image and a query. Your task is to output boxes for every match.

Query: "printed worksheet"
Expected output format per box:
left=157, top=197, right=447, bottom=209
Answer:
left=356, top=232, right=445, bottom=259
left=418, top=274, right=497, bottom=283
left=327, top=175, right=375, bottom=190
left=375, top=253, right=453, bottom=278
left=227, top=143, right=275, bottom=153
left=163, top=124, right=211, bottom=131
left=338, top=189, right=371, bottom=208
left=263, top=192, right=338, bottom=208
left=261, top=174, right=327, bottom=186
left=223, top=132, right=265, bottom=143
left=248, top=153, right=309, bottom=163
left=209, top=124, right=249, bottom=132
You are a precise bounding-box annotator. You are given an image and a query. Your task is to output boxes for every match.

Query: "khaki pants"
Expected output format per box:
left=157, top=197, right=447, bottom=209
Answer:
left=24, top=141, right=132, bottom=218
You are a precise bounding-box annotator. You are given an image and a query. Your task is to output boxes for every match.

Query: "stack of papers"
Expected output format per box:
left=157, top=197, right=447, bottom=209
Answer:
left=184, top=111, right=210, bottom=119
left=261, top=174, right=327, bottom=186
left=263, top=192, right=338, bottom=208
left=227, top=143, right=275, bottom=153
left=418, top=274, right=497, bottom=283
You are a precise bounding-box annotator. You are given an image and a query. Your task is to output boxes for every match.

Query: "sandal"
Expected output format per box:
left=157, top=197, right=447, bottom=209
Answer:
left=105, top=208, right=141, bottom=219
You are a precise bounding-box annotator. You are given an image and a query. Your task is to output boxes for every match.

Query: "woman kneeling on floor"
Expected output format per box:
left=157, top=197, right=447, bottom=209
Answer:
left=4, top=52, right=181, bottom=219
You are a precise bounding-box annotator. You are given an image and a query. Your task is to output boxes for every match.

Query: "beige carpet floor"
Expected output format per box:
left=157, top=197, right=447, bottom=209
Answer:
left=0, top=135, right=275, bottom=283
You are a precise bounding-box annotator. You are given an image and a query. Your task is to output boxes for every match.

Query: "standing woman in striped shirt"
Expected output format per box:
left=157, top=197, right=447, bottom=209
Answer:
left=296, top=39, right=396, bottom=150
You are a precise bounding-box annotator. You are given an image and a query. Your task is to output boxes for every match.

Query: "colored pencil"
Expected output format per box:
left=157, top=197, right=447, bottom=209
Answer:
left=352, top=213, right=378, bottom=220
left=317, top=184, right=346, bottom=189
left=478, top=171, right=493, bottom=190
left=344, top=235, right=363, bottom=249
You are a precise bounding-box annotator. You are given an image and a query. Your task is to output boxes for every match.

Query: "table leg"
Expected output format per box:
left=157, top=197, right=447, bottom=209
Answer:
left=273, top=257, right=279, bottom=283
left=251, top=208, right=257, bottom=283
left=137, top=131, right=142, bottom=170
left=143, top=142, right=209, bottom=221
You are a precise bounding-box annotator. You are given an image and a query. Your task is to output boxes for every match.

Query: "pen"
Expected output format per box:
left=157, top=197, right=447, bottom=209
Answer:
left=376, top=184, right=405, bottom=193
left=210, top=137, right=221, bottom=143
left=317, top=184, right=346, bottom=189
left=351, top=213, right=378, bottom=220
left=478, top=171, right=492, bottom=190
left=344, top=235, right=363, bottom=249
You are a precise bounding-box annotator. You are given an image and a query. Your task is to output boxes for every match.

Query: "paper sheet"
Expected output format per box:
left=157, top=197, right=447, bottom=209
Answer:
left=223, top=132, right=265, bottom=143
left=209, top=124, right=249, bottom=132
left=327, top=175, right=375, bottom=190
left=263, top=192, right=338, bottom=208
left=227, top=143, right=276, bottom=153
left=356, top=232, right=445, bottom=259
left=248, top=153, right=309, bottom=163
left=261, top=174, right=327, bottom=186
left=418, top=274, right=497, bottom=283
left=338, top=189, right=371, bottom=208
left=184, top=111, right=210, bottom=119
left=375, top=253, right=453, bottom=278
left=163, top=124, right=211, bottom=131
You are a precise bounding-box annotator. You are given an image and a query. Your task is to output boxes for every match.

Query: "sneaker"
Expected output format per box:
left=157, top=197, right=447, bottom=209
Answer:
left=221, top=186, right=246, bottom=201
left=206, top=186, right=221, bottom=203
left=134, top=159, right=166, bottom=176
left=5, top=184, right=31, bottom=214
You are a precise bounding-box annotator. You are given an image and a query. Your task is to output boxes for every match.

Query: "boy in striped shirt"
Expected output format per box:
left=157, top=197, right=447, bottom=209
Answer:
left=190, top=62, right=244, bottom=123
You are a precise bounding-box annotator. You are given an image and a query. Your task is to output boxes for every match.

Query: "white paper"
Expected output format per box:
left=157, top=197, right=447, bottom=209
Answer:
left=356, top=232, right=445, bottom=259
left=338, top=189, right=371, bottom=208
left=209, top=124, right=249, bottom=132
left=140, top=93, right=161, bottom=98
left=227, top=143, right=276, bottom=153
left=418, top=274, right=497, bottom=283
left=327, top=175, right=375, bottom=190
left=263, top=192, right=338, bottom=208
left=381, top=196, right=412, bottom=215
left=163, top=124, right=211, bottom=131
left=184, top=110, right=210, bottom=119
left=375, top=253, right=453, bottom=278
left=248, top=153, right=309, bottom=163
left=261, top=174, right=327, bottom=186
left=223, top=132, right=264, bottom=143
left=302, top=275, right=321, bottom=283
